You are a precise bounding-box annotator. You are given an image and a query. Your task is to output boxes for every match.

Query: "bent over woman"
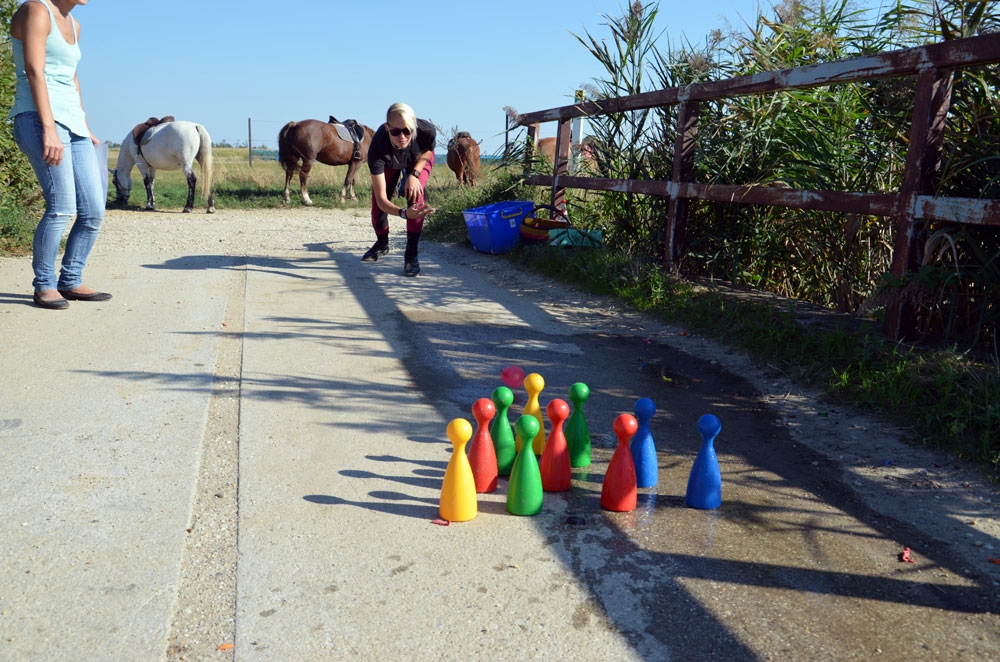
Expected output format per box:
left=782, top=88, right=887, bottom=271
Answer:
left=362, top=102, right=436, bottom=277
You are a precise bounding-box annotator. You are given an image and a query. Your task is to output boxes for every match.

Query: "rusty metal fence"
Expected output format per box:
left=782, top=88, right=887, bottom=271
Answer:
left=514, top=33, right=1000, bottom=340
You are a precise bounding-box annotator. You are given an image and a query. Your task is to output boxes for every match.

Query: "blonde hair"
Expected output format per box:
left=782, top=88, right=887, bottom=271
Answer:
left=386, top=102, right=417, bottom=135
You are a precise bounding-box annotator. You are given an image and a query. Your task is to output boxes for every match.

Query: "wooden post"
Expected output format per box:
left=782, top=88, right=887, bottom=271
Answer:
left=666, top=99, right=699, bottom=271
left=247, top=118, right=253, bottom=167
left=550, top=118, right=572, bottom=217
left=504, top=113, right=511, bottom=161
left=525, top=123, right=540, bottom=177
left=570, top=90, right=586, bottom=175
left=884, top=67, right=953, bottom=340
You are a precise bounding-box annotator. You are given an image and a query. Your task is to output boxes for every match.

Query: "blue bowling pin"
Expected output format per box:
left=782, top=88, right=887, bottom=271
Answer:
left=685, top=414, right=722, bottom=509
left=630, top=398, right=658, bottom=488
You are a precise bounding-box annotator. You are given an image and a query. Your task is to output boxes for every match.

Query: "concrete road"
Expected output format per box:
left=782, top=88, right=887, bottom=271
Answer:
left=1, top=208, right=998, bottom=661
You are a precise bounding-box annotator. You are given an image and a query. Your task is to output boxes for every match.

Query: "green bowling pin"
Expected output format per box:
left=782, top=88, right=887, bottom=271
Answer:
left=490, top=386, right=516, bottom=476
left=566, top=382, right=591, bottom=468
left=507, top=416, right=543, bottom=516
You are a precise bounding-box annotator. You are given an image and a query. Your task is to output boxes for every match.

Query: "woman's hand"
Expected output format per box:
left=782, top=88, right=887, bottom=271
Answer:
left=404, top=172, right=423, bottom=201
left=42, top=125, right=63, bottom=166
left=405, top=201, right=435, bottom=220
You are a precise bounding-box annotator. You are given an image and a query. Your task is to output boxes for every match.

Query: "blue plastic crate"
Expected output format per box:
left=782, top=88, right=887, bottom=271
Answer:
left=462, top=200, right=534, bottom=254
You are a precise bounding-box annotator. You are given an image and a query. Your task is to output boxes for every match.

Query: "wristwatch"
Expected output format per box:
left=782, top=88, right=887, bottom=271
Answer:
left=399, top=207, right=407, bottom=220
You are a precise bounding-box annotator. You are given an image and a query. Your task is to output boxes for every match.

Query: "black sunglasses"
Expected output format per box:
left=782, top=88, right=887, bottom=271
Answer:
left=389, top=127, right=412, bottom=137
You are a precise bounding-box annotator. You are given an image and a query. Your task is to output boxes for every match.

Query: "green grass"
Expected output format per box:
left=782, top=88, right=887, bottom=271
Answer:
left=3, top=149, right=997, bottom=480
left=498, top=241, right=1000, bottom=480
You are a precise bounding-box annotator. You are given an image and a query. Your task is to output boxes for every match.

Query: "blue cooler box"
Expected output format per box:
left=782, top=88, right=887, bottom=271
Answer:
left=463, top=200, right=534, bottom=254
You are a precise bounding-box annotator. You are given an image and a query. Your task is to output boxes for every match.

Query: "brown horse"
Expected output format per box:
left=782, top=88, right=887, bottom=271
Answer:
left=446, top=132, right=481, bottom=187
left=278, top=118, right=374, bottom=204
left=535, top=136, right=599, bottom=175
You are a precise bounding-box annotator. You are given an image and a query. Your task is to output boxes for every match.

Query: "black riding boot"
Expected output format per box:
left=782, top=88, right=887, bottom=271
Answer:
left=362, top=234, right=389, bottom=262
left=403, top=231, right=421, bottom=277
left=362, top=211, right=390, bottom=262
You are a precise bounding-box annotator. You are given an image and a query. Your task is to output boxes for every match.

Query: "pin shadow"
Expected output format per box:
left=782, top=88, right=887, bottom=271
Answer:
left=303, top=491, right=438, bottom=520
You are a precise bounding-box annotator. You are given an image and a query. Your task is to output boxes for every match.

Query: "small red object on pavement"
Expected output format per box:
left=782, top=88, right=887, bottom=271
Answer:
left=431, top=519, right=450, bottom=526
left=900, top=547, right=915, bottom=563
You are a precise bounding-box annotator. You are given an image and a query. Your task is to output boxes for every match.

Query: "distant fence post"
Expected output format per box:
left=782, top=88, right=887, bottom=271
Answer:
left=570, top=89, right=586, bottom=175
left=248, top=118, right=253, bottom=167
left=525, top=124, right=540, bottom=177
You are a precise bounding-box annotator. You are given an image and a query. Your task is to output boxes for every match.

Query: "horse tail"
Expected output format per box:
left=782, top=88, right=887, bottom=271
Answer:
left=278, top=121, right=299, bottom=173
left=195, top=124, right=214, bottom=200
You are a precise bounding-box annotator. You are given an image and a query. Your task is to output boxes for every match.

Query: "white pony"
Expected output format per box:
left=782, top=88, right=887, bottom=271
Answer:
left=112, top=120, right=215, bottom=213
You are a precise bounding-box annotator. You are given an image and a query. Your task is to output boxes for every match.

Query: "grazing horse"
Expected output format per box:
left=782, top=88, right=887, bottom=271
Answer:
left=112, top=120, right=215, bottom=213
left=446, top=132, right=481, bottom=187
left=278, top=118, right=374, bottom=204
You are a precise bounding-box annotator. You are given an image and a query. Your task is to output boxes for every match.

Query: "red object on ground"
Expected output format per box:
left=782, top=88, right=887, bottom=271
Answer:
left=900, top=547, right=915, bottom=563
left=500, top=365, right=524, bottom=390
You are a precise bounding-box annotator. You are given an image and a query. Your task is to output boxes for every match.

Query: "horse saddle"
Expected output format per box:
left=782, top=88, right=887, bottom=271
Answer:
left=328, top=116, right=364, bottom=161
left=132, top=116, right=175, bottom=159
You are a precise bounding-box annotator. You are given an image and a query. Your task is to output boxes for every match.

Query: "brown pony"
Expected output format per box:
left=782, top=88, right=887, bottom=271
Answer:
left=278, top=118, right=374, bottom=204
left=535, top=136, right=598, bottom=174
left=446, top=132, right=481, bottom=187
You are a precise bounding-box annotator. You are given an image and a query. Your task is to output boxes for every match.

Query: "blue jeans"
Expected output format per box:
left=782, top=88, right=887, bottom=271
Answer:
left=13, top=112, right=105, bottom=292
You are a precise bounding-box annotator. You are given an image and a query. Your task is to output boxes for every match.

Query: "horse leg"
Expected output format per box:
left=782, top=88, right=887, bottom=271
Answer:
left=141, top=168, right=156, bottom=211
left=299, top=163, right=314, bottom=206
left=341, top=161, right=359, bottom=201
left=183, top=170, right=197, bottom=213
left=282, top=167, right=293, bottom=204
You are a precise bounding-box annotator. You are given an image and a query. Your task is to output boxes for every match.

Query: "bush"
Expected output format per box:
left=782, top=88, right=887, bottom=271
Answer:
left=1, top=0, right=42, bottom=251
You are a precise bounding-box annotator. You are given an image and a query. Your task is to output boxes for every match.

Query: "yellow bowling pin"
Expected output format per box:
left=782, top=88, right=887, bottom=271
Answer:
left=522, top=372, right=547, bottom=455
left=440, top=418, right=477, bottom=522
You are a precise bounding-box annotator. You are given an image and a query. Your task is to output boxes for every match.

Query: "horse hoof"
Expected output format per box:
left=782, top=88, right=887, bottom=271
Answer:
left=207, top=207, right=215, bottom=214
left=183, top=207, right=193, bottom=213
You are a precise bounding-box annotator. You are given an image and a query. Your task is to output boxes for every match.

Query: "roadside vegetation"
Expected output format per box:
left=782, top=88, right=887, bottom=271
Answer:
left=2, top=0, right=997, bottom=478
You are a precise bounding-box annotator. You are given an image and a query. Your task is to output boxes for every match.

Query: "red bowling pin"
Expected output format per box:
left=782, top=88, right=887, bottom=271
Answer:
left=467, top=398, right=498, bottom=493
left=601, top=414, right=638, bottom=512
left=539, top=398, right=571, bottom=492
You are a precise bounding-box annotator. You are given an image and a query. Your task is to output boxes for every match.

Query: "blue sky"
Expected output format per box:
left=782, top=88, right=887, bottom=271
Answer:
left=66, top=1, right=878, bottom=155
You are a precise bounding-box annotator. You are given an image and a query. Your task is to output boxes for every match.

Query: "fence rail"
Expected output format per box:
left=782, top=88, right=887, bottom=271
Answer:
left=514, top=33, right=1000, bottom=341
